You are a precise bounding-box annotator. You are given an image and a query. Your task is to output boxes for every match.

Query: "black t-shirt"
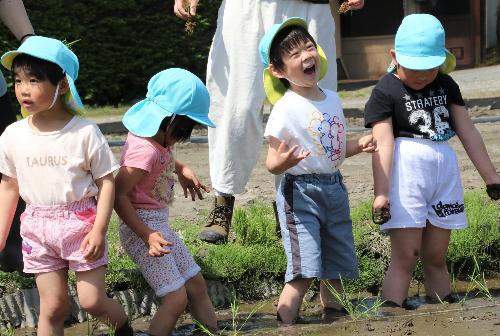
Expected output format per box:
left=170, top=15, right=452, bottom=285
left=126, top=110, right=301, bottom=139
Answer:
left=364, top=72, right=465, bottom=141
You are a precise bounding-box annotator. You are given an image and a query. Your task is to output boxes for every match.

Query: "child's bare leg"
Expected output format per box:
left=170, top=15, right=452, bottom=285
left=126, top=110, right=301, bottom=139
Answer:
left=277, top=278, right=313, bottom=325
left=76, top=266, right=128, bottom=331
left=35, top=269, right=70, bottom=336
left=185, top=273, right=217, bottom=331
left=319, top=279, right=344, bottom=310
left=382, top=228, right=422, bottom=306
left=421, top=224, right=452, bottom=299
left=149, top=286, right=188, bottom=335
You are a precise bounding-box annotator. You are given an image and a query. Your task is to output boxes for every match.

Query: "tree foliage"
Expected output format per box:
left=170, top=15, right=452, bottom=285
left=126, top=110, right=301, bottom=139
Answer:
left=0, top=0, right=221, bottom=106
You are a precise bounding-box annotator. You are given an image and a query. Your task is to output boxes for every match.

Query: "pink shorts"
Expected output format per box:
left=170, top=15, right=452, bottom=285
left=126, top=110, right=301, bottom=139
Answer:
left=20, top=198, right=108, bottom=274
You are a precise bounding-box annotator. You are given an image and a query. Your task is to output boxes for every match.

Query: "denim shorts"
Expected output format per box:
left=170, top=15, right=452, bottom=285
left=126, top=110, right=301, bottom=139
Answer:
left=276, top=171, right=359, bottom=283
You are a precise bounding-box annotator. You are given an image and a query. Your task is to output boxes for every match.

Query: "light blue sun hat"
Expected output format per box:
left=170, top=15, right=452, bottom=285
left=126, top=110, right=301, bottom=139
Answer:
left=259, top=17, right=328, bottom=104
left=1, top=36, right=84, bottom=116
left=387, top=14, right=456, bottom=74
left=123, top=68, right=214, bottom=137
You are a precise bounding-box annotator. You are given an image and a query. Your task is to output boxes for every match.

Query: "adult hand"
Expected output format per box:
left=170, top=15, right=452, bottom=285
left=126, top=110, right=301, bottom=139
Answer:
left=347, top=0, right=364, bottom=10
left=174, top=0, right=198, bottom=21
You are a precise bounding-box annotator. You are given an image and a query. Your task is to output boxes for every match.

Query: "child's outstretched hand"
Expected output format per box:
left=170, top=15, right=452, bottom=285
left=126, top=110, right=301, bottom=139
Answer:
left=80, top=229, right=106, bottom=261
left=358, top=134, right=377, bottom=153
left=276, top=141, right=311, bottom=171
left=146, top=230, right=173, bottom=257
left=175, top=162, right=210, bottom=201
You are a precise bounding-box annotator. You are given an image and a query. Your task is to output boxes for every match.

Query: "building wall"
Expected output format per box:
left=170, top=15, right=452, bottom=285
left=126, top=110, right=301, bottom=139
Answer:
left=486, top=0, right=499, bottom=48
left=342, top=35, right=394, bottom=79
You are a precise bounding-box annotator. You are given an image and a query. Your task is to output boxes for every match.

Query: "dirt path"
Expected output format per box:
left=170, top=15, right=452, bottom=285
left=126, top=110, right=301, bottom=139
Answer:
left=169, top=122, right=500, bottom=223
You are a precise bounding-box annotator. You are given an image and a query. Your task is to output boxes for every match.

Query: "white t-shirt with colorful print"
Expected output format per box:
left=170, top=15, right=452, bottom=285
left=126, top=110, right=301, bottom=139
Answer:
left=120, top=133, right=175, bottom=209
left=264, top=88, right=346, bottom=175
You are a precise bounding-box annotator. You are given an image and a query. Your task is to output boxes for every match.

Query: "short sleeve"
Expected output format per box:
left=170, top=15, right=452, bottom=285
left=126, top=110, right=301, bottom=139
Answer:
left=442, top=74, right=465, bottom=106
left=0, top=129, right=17, bottom=178
left=87, top=126, right=119, bottom=179
left=364, top=84, right=394, bottom=128
left=121, top=139, right=157, bottom=173
left=264, top=103, right=294, bottom=142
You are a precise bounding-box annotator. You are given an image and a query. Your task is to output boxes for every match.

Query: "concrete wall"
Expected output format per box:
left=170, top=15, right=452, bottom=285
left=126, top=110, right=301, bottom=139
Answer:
left=486, top=0, right=499, bottom=48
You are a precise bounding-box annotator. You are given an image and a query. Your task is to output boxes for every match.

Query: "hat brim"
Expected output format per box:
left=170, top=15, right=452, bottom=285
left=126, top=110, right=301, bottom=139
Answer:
left=396, top=52, right=445, bottom=71
left=263, top=44, right=328, bottom=105
left=123, top=99, right=173, bottom=137
left=123, top=98, right=215, bottom=137
left=1, top=51, right=21, bottom=70
left=387, top=50, right=456, bottom=74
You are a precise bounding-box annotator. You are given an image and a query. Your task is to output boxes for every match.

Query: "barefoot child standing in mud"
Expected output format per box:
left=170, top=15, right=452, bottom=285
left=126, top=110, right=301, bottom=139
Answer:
left=259, top=18, right=377, bottom=325
left=114, top=68, right=218, bottom=335
left=0, top=36, right=133, bottom=335
left=365, top=14, right=500, bottom=308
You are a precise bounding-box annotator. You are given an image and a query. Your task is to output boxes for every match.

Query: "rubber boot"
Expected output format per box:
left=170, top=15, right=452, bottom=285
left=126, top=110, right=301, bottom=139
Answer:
left=199, top=195, right=235, bottom=243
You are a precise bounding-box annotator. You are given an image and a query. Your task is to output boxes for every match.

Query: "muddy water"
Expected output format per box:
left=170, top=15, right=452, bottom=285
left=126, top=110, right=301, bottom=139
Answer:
left=15, top=281, right=499, bottom=336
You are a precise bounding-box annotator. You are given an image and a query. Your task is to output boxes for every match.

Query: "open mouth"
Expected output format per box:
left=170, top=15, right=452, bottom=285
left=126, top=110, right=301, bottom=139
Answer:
left=303, top=64, right=316, bottom=75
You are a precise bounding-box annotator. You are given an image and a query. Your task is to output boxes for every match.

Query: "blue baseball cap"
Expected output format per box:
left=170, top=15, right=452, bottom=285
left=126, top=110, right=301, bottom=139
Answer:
left=389, top=14, right=456, bottom=73
left=1, top=36, right=84, bottom=116
left=258, top=17, right=328, bottom=104
left=123, top=68, right=214, bottom=137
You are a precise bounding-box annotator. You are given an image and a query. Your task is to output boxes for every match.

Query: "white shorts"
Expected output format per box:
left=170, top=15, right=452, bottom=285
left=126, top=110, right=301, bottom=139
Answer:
left=381, top=138, right=468, bottom=231
left=119, top=208, right=200, bottom=297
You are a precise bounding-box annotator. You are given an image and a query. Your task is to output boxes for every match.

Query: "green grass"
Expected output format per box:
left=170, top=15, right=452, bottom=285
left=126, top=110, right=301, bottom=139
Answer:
left=0, top=191, right=498, bottom=300
left=83, top=105, right=130, bottom=119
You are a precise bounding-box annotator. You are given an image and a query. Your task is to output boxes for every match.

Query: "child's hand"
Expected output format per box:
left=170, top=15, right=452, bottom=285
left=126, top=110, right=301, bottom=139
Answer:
left=80, top=229, right=106, bottom=261
left=146, top=230, right=173, bottom=257
left=176, top=164, right=210, bottom=201
left=358, top=135, right=377, bottom=153
left=372, top=195, right=391, bottom=225
left=276, top=141, right=311, bottom=171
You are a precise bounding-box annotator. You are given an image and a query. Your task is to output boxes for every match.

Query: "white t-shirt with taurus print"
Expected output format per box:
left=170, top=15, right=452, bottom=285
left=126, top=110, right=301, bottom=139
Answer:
left=0, top=116, right=119, bottom=205
left=264, top=88, right=346, bottom=175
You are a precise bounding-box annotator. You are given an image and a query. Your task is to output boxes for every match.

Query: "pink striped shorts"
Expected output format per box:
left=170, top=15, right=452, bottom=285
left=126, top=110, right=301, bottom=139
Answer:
left=20, top=198, right=108, bottom=273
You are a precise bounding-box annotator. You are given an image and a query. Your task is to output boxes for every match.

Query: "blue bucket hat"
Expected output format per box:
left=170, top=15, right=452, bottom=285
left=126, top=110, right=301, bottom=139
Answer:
left=1, top=36, right=84, bottom=116
left=123, top=68, right=214, bottom=137
left=259, top=17, right=328, bottom=104
left=387, top=14, right=456, bottom=74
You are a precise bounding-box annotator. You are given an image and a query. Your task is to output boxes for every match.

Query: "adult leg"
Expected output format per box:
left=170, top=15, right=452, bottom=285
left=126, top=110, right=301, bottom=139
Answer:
left=185, top=273, right=217, bottom=332
left=201, top=0, right=268, bottom=242
left=149, top=287, right=188, bottom=336
left=277, top=278, right=314, bottom=325
left=420, top=224, right=452, bottom=300
left=76, top=266, right=130, bottom=335
left=381, top=228, right=423, bottom=306
left=35, top=269, right=70, bottom=336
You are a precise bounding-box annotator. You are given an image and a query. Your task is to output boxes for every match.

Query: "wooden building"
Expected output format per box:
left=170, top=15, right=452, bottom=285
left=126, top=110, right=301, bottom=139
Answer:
left=334, top=0, right=498, bottom=80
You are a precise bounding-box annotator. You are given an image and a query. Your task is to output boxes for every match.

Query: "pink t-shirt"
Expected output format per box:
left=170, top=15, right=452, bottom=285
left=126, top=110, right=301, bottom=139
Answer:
left=120, top=133, right=175, bottom=209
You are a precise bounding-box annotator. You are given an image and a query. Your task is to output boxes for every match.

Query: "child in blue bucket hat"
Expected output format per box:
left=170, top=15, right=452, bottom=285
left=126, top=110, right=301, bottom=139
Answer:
left=259, top=18, right=377, bottom=325
left=114, top=68, right=217, bottom=335
left=0, top=36, right=133, bottom=335
left=365, top=14, right=500, bottom=308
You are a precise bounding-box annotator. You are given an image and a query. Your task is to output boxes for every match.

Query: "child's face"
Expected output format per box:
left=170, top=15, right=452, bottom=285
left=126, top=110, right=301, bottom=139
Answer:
left=396, top=66, right=439, bottom=90
left=14, top=69, right=62, bottom=114
left=390, top=49, right=439, bottom=90
left=272, top=39, right=320, bottom=89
